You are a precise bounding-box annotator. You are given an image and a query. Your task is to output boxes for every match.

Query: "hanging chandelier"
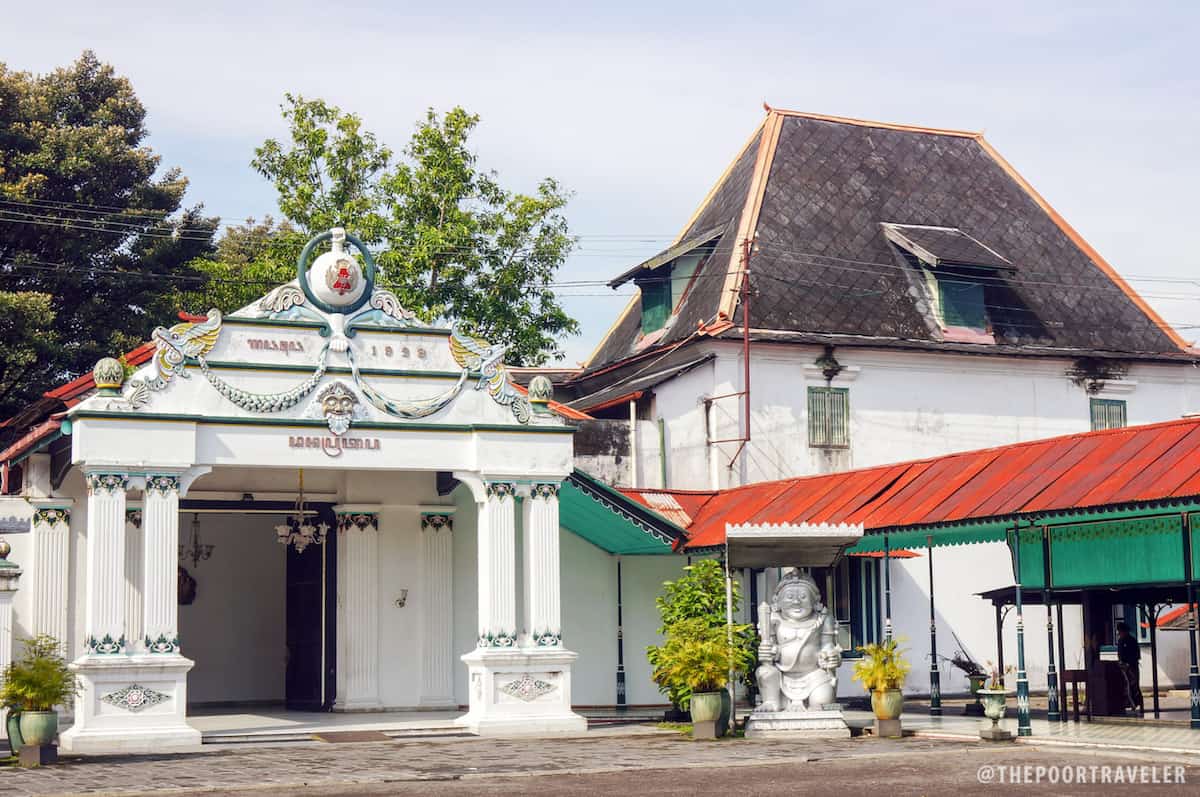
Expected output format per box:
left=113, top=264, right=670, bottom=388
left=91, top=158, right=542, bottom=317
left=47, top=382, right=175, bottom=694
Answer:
left=179, top=512, right=215, bottom=568
left=275, top=468, right=328, bottom=553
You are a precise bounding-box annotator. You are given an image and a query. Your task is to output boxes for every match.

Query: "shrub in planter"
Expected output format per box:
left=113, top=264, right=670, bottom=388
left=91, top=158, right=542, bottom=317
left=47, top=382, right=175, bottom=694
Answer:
left=646, top=560, right=756, bottom=716
left=851, top=638, right=911, bottom=720
left=0, top=635, right=78, bottom=747
left=650, top=618, right=734, bottom=726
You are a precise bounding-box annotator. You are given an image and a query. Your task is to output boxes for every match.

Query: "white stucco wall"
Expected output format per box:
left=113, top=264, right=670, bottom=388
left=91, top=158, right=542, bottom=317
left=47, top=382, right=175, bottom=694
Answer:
left=638, top=340, right=1200, bottom=695
left=649, top=341, right=1198, bottom=489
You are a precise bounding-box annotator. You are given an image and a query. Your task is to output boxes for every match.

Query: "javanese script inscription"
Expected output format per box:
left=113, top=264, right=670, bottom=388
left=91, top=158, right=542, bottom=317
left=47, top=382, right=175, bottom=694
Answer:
left=289, top=435, right=381, bottom=458
left=248, top=338, right=305, bottom=354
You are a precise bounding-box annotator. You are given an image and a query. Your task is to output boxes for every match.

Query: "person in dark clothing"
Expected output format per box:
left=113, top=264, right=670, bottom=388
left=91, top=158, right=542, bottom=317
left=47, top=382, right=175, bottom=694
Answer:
left=1116, top=621, right=1144, bottom=714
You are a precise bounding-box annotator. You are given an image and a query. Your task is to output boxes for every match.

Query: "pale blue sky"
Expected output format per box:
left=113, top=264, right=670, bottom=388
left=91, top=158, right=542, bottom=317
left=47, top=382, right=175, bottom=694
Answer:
left=6, top=1, right=1199, bottom=363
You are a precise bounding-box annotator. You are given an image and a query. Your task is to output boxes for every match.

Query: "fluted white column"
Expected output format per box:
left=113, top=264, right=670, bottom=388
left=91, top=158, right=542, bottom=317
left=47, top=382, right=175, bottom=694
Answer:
left=83, top=472, right=128, bottom=654
left=31, top=500, right=72, bottom=653
left=335, top=507, right=381, bottom=710
left=477, top=483, right=517, bottom=648
left=124, top=504, right=144, bottom=650
left=523, top=483, right=562, bottom=647
left=0, top=541, right=21, bottom=674
left=420, top=510, right=455, bottom=706
left=143, top=476, right=180, bottom=653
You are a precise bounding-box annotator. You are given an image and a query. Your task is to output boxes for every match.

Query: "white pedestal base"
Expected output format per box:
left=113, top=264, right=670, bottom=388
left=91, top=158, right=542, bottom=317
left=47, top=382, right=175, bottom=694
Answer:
left=455, top=648, right=587, bottom=736
left=332, top=698, right=385, bottom=713
left=59, top=654, right=200, bottom=755
left=744, top=708, right=851, bottom=739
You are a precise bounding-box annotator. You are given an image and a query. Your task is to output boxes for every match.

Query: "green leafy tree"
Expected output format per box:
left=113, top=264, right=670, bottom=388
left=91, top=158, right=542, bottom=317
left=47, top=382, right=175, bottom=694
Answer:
left=0, top=292, right=58, bottom=414
left=0, top=52, right=217, bottom=416
left=184, top=216, right=300, bottom=313
left=201, top=97, right=579, bottom=364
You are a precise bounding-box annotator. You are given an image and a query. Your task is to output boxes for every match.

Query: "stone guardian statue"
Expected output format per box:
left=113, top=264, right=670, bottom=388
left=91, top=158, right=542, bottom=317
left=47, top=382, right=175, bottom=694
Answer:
left=746, top=568, right=849, bottom=737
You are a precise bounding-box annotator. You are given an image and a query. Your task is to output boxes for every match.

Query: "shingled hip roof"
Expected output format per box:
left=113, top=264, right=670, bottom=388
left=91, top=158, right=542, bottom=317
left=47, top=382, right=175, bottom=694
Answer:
left=621, top=415, right=1200, bottom=550
left=584, top=108, right=1191, bottom=372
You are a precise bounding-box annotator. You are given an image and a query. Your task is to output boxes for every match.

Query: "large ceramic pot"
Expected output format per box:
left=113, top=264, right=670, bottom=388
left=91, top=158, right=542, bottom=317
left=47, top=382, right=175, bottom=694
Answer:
left=18, top=710, right=58, bottom=747
left=871, top=688, right=904, bottom=720
left=717, top=689, right=732, bottom=737
left=6, top=711, right=23, bottom=755
left=690, top=691, right=723, bottom=723
left=978, top=689, right=1007, bottom=727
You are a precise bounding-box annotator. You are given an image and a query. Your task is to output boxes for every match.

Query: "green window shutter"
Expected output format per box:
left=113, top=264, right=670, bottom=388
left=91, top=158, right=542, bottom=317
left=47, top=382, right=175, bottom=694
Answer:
left=938, top=276, right=987, bottom=329
left=1090, top=398, right=1127, bottom=431
left=639, top=275, right=671, bottom=334
left=807, top=386, right=849, bottom=448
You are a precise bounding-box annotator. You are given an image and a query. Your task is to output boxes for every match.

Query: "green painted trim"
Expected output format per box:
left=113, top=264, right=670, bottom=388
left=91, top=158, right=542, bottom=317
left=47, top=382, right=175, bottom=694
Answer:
left=225, top=317, right=331, bottom=331
left=71, top=410, right=573, bottom=435
left=227, top=315, right=451, bottom=337
left=193, top=360, right=470, bottom=380
left=850, top=499, right=1200, bottom=553
left=10, top=429, right=65, bottom=466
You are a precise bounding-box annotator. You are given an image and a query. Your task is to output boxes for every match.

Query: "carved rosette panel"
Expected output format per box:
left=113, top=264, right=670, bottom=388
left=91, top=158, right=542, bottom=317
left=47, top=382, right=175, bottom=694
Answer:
left=420, top=513, right=453, bottom=532
left=532, top=630, right=562, bottom=647
left=33, top=508, right=70, bottom=527
left=337, top=512, right=379, bottom=533
left=101, top=683, right=170, bottom=713
left=86, top=473, right=129, bottom=495
left=499, top=673, right=557, bottom=702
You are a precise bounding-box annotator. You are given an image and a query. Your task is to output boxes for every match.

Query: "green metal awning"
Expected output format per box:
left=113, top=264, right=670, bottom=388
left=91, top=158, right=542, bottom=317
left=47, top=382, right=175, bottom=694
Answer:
left=559, top=469, right=683, bottom=555
left=845, top=522, right=1009, bottom=553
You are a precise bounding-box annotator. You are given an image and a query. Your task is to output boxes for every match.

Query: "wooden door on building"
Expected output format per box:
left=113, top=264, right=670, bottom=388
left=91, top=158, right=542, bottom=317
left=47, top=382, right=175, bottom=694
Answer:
left=285, top=503, right=337, bottom=711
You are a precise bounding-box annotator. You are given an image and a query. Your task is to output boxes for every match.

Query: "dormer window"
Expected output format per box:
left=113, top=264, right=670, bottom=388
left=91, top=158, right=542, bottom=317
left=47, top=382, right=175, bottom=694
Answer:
left=608, top=225, right=725, bottom=337
left=882, top=223, right=1038, bottom=343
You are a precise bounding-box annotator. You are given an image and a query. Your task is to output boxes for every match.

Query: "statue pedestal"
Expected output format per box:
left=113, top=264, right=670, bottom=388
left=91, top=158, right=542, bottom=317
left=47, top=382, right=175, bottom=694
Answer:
left=745, top=708, right=851, bottom=739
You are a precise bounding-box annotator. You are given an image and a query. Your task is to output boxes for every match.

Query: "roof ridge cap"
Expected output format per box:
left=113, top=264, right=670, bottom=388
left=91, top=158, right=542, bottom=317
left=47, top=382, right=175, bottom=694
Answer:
left=764, top=105, right=983, bottom=138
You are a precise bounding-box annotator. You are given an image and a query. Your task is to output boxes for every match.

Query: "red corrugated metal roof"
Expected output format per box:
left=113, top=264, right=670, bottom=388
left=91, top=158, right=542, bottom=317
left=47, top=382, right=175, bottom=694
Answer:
left=620, top=416, right=1200, bottom=550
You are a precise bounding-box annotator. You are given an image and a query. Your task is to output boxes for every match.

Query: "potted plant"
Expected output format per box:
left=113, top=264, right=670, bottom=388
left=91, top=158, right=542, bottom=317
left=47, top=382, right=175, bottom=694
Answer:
left=851, top=638, right=911, bottom=720
left=646, top=560, right=756, bottom=733
left=949, top=648, right=987, bottom=715
left=650, top=617, right=749, bottom=735
left=978, top=662, right=1013, bottom=729
left=0, top=635, right=78, bottom=748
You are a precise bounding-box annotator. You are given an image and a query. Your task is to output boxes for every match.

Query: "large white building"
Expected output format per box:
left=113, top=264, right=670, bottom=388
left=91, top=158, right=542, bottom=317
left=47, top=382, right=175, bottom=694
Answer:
left=552, top=108, right=1200, bottom=702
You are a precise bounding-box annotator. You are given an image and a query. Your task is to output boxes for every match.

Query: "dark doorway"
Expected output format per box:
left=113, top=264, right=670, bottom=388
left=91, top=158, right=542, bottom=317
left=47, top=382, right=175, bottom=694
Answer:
left=285, top=503, right=337, bottom=711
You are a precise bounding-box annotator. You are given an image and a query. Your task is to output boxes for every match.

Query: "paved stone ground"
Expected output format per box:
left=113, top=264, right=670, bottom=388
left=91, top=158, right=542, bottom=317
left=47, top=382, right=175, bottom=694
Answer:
left=1, top=730, right=1198, bottom=796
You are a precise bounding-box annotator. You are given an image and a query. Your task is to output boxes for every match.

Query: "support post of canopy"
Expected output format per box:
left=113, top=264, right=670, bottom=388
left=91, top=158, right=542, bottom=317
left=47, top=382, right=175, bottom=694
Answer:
left=926, top=534, right=940, bottom=715
left=995, top=603, right=1005, bottom=680
left=1182, top=513, right=1200, bottom=730
left=1146, top=603, right=1160, bottom=719
left=1011, top=523, right=1032, bottom=737
left=1056, top=602, right=1068, bottom=721
left=1041, top=525, right=1060, bottom=722
left=883, top=533, right=893, bottom=641
left=616, top=556, right=626, bottom=710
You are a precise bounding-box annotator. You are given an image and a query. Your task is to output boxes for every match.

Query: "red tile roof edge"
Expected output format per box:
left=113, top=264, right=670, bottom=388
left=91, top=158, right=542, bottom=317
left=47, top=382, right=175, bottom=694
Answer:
left=617, top=415, right=1200, bottom=550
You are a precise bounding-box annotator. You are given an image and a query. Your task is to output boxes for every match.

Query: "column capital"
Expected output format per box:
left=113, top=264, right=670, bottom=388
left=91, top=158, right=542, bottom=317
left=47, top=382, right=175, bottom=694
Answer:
left=421, top=512, right=454, bottom=532
left=145, top=474, right=181, bottom=495
left=33, top=506, right=71, bottom=527
left=85, top=473, right=130, bottom=495
left=485, top=482, right=517, bottom=500
left=530, top=483, right=560, bottom=500
left=337, top=512, right=379, bottom=533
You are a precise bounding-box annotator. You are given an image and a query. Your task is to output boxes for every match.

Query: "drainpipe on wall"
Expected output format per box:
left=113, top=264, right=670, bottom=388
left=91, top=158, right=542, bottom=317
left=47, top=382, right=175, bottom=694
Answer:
left=629, top=399, right=638, bottom=489
left=706, top=400, right=720, bottom=490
